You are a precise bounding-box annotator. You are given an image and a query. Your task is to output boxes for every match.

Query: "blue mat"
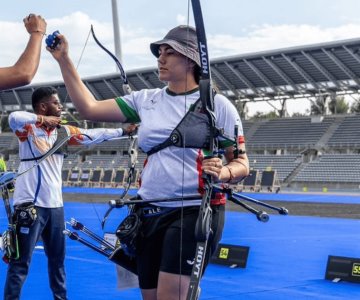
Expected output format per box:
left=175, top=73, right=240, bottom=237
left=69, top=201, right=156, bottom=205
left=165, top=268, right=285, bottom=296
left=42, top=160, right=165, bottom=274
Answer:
left=1, top=198, right=360, bottom=299
left=62, top=187, right=360, bottom=204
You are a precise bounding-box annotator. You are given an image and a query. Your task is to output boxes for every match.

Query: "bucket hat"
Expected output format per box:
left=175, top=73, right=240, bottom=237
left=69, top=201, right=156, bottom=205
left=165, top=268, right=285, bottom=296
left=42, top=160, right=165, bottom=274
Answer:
left=150, top=25, right=200, bottom=66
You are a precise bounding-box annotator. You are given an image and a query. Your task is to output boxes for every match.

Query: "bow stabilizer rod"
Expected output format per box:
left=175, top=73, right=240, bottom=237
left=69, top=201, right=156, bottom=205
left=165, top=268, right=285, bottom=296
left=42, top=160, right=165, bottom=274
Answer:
left=68, top=218, right=115, bottom=250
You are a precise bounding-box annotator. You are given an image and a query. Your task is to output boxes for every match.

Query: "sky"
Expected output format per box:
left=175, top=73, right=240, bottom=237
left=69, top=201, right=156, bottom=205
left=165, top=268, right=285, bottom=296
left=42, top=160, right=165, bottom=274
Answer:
left=2, top=0, right=360, bottom=116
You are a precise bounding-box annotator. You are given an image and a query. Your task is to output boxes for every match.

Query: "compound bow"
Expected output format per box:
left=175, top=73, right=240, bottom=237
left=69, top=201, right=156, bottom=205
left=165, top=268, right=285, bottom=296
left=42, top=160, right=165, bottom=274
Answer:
left=187, top=1, right=217, bottom=299
left=88, top=25, right=139, bottom=228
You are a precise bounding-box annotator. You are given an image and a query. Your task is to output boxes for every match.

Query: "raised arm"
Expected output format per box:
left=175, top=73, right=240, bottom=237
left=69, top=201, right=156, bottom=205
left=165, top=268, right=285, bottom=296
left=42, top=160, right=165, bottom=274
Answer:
left=0, top=14, right=46, bottom=90
left=48, top=34, right=127, bottom=123
left=9, top=111, right=61, bottom=132
left=66, top=126, right=126, bottom=146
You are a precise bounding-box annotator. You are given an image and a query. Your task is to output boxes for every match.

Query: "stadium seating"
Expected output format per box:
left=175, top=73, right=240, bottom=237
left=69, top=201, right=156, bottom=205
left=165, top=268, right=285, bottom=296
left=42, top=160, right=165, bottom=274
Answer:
left=293, top=154, right=360, bottom=183
left=100, top=169, right=115, bottom=187
left=327, top=115, right=360, bottom=147
left=82, top=154, right=123, bottom=169
left=0, top=134, right=16, bottom=152
left=247, top=154, right=301, bottom=182
left=6, top=154, right=20, bottom=171
left=63, top=154, right=81, bottom=170
left=112, top=168, right=126, bottom=187
left=68, top=168, right=81, bottom=186
left=79, top=169, right=91, bottom=186
left=88, top=169, right=103, bottom=187
left=62, top=169, right=70, bottom=183
left=2, top=112, right=359, bottom=191
left=246, top=116, right=336, bottom=149
left=2, top=36, right=358, bottom=192
left=237, top=169, right=261, bottom=192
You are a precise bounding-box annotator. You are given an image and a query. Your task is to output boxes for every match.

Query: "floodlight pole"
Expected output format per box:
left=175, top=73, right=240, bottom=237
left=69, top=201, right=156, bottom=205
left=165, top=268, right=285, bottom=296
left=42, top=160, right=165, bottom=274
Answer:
left=111, top=0, right=122, bottom=70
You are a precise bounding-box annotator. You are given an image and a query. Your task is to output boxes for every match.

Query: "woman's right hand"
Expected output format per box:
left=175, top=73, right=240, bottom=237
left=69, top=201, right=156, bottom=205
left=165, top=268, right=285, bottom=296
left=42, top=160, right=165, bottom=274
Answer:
left=124, top=123, right=139, bottom=136
left=46, top=34, right=69, bottom=62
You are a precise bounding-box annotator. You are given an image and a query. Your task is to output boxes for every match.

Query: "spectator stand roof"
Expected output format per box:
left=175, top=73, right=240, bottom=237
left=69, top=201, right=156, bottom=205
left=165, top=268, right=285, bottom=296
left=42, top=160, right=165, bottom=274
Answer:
left=2, top=37, right=360, bottom=114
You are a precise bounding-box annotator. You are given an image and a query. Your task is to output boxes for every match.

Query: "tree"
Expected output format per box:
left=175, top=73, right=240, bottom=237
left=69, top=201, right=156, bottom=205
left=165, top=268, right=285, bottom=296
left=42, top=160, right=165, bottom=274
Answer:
left=328, top=96, right=348, bottom=114
left=310, top=95, right=327, bottom=115
left=350, top=100, right=360, bottom=113
left=311, top=94, right=349, bottom=115
left=251, top=110, right=279, bottom=120
left=234, top=100, right=248, bottom=119
left=291, top=111, right=309, bottom=117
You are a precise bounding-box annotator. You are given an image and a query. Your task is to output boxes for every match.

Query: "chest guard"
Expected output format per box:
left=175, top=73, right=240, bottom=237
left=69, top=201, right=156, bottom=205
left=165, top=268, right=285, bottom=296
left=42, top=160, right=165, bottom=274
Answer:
left=146, top=99, right=220, bottom=156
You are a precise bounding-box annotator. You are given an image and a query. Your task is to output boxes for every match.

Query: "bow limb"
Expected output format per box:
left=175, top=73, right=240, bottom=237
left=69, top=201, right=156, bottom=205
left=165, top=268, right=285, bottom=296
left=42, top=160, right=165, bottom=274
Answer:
left=90, top=25, right=132, bottom=95
left=0, top=133, right=92, bottom=190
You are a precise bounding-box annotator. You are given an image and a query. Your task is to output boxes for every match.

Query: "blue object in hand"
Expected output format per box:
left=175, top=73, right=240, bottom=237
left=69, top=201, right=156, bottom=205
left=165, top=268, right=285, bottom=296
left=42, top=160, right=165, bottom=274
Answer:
left=45, top=30, right=60, bottom=49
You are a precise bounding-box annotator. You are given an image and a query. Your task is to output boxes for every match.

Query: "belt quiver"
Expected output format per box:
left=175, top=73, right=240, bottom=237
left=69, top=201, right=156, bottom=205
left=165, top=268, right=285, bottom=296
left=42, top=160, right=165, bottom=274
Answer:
left=14, top=202, right=37, bottom=228
left=115, top=205, right=142, bottom=257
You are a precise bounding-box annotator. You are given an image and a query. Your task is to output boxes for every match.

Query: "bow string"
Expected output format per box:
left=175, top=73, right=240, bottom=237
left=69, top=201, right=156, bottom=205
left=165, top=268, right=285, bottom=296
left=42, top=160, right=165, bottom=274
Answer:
left=101, top=134, right=138, bottom=229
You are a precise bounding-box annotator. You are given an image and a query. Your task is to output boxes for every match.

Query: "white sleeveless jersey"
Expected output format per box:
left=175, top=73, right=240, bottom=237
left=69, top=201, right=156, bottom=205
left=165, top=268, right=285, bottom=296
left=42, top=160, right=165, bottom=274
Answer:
left=9, top=111, right=124, bottom=208
left=116, top=87, right=244, bottom=207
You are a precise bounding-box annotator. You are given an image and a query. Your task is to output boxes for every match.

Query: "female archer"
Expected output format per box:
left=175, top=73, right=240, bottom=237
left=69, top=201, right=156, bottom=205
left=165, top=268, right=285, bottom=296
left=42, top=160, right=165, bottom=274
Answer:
left=49, top=25, right=249, bottom=300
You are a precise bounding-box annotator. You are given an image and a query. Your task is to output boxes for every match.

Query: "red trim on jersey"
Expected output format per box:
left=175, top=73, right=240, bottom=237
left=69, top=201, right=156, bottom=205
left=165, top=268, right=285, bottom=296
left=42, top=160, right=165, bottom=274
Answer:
left=238, top=135, right=245, bottom=144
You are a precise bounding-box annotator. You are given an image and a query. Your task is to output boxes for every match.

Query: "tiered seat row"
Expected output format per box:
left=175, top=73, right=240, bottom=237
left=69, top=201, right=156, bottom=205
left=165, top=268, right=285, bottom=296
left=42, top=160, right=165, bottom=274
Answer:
left=327, top=115, right=360, bottom=147
left=247, top=154, right=301, bottom=181
left=246, top=116, right=336, bottom=148
left=294, top=154, right=360, bottom=183
left=62, top=167, right=141, bottom=188
left=1, top=113, right=359, bottom=190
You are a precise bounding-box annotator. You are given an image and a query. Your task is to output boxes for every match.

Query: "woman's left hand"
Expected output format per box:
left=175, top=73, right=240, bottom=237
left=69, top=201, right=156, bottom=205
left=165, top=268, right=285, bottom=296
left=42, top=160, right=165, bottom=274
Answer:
left=202, top=157, right=227, bottom=181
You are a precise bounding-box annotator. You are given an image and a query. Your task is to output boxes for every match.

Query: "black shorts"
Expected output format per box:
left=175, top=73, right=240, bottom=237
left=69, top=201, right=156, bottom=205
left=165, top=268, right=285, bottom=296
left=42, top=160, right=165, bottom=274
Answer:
left=136, top=204, right=225, bottom=289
